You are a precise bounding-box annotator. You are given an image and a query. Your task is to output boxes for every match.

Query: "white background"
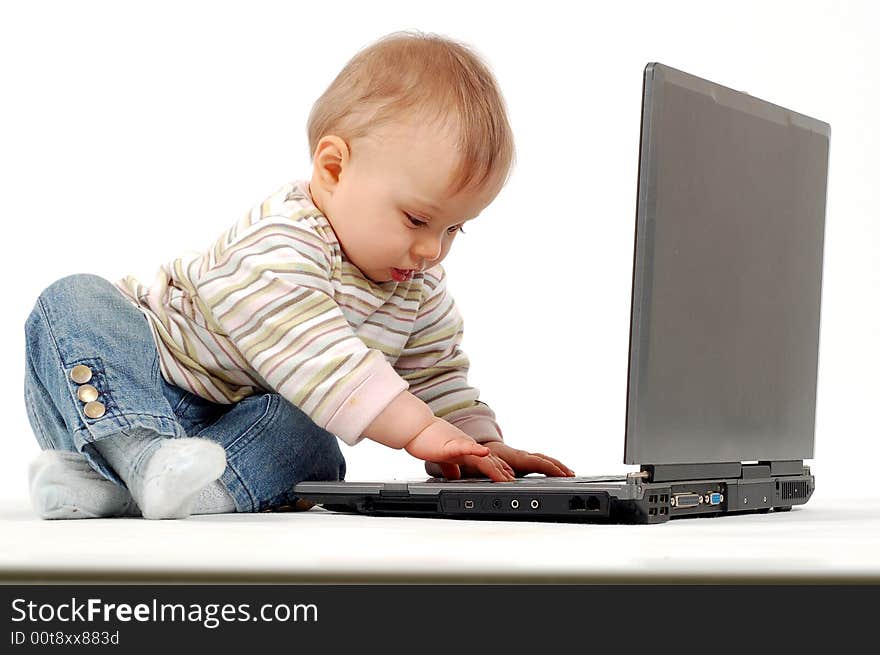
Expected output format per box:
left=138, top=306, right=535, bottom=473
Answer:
left=1, top=0, right=876, bottom=503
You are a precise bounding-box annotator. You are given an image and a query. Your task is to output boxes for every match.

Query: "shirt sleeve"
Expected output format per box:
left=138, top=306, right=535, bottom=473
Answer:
left=394, top=266, right=504, bottom=445
left=194, top=215, right=407, bottom=446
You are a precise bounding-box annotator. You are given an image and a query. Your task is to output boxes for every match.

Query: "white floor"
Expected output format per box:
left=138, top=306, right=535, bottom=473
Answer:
left=2, top=493, right=879, bottom=583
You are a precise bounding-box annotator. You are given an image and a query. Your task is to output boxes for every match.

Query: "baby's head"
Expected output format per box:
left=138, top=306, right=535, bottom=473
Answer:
left=307, top=31, right=515, bottom=283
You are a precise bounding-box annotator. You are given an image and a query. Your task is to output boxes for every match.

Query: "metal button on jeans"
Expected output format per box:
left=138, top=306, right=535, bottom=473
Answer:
left=70, top=365, right=92, bottom=384
left=83, top=401, right=106, bottom=419
left=76, top=384, right=99, bottom=403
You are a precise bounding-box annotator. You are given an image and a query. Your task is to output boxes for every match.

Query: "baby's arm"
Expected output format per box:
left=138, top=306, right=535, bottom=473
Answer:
left=395, top=267, right=502, bottom=442
left=395, top=267, right=574, bottom=479
left=363, top=390, right=515, bottom=482
left=195, top=214, right=511, bottom=480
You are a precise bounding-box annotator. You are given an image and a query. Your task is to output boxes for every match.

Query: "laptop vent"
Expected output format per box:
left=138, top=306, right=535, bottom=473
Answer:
left=781, top=481, right=809, bottom=500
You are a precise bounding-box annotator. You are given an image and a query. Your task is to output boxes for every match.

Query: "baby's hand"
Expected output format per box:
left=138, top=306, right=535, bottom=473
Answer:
left=404, top=419, right=515, bottom=482
left=453, top=442, right=576, bottom=479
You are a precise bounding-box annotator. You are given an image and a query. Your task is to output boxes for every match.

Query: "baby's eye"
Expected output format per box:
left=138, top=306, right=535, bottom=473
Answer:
left=447, top=224, right=465, bottom=235
left=405, top=213, right=428, bottom=227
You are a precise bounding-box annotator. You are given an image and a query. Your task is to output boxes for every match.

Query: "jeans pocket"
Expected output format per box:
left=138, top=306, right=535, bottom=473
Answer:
left=222, top=394, right=276, bottom=457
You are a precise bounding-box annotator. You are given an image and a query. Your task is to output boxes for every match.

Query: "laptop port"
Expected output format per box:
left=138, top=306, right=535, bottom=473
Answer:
left=510, top=499, right=520, bottom=509
left=464, top=500, right=474, bottom=509
left=530, top=499, right=540, bottom=509
left=491, top=499, right=502, bottom=510
left=706, top=492, right=723, bottom=506
left=569, top=496, right=602, bottom=511
left=671, top=493, right=701, bottom=508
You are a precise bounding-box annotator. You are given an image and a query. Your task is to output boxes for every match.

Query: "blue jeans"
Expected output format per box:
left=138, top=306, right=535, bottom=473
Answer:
left=23, top=274, right=346, bottom=512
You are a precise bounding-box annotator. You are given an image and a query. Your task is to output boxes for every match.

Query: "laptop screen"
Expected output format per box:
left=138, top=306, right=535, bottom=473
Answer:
left=624, top=63, right=830, bottom=465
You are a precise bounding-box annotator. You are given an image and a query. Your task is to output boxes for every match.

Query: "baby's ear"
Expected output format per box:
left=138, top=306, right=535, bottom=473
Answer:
left=312, top=135, right=349, bottom=188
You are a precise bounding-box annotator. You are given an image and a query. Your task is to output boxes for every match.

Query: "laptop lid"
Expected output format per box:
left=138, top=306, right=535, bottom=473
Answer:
left=624, top=63, right=830, bottom=465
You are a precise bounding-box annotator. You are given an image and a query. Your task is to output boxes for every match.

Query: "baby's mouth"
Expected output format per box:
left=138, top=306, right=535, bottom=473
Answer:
left=390, top=268, right=414, bottom=282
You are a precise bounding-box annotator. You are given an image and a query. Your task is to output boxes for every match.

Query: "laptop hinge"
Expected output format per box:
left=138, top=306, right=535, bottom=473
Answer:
left=761, top=460, right=805, bottom=476
left=642, top=460, right=805, bottom=483
left=741, top=464, right=771, bottom=479
left=379, top=483, right=410, bottom=497
left=642, top=462, right=742, bottom=483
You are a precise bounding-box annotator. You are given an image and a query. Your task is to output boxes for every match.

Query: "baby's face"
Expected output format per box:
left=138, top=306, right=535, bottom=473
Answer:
left=311, top=117, right=502, bottom=284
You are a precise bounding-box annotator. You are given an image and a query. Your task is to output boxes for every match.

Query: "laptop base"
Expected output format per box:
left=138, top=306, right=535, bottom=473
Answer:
left=294, top=465, right=813, bottom=525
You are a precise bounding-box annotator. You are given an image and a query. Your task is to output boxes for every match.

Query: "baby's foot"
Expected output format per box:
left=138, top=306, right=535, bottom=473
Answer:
left=28, top=450, right=138, bottom=519
left=138, top=438, right=227, bottom=520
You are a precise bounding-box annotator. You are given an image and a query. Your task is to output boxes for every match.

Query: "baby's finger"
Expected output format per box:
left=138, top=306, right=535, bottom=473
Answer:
left=487, top=454, right=515, bottom=479
left=482, top=463, right=506, bottom=482
left=525, top=454, right=568, bottom=477
left=481, top=456, right=512, bottom=482
left=440, top=462, right=462, bottom=480
left=487, top=453, right=509, bottom=469
left=496, top=457, right=515, bottom=476
left=533, top=453, right=576, bottom=476
left=498, top=458, right=516, bottom=481
left=447, top=439, right=490, bottom=458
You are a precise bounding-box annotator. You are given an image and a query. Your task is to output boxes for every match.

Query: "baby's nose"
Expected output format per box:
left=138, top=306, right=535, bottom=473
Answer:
left=414, top=235, right=442, bottom=261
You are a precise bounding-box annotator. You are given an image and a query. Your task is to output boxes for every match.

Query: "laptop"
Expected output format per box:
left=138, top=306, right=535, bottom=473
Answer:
left=294, top=63, right=831, bottom=524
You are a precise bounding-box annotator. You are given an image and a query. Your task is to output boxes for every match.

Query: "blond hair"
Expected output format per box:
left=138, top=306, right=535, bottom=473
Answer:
left=307, top=31, right=516, bottom=194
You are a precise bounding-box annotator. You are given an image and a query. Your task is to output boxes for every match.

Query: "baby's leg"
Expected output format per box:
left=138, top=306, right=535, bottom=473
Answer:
left=194, top=392, right=346, bottom=512
left=93, top=431, right=226, bottom=519
left=28, top=450, right=138, bottom=519
left=29, top=450, right=238, bottom=519
left=23, top=274, right=229, bottom=520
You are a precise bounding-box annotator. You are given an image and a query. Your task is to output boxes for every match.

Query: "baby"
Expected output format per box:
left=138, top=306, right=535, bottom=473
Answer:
left=24, top=31, right=574, bottom=520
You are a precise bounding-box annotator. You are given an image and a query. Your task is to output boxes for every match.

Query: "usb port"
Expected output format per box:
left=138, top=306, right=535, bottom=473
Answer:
left=464, top=500, right=474, bottom=509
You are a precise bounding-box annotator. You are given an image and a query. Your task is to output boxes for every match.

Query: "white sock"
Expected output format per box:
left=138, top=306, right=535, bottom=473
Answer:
left=29, top=451, right=237, bottom=519
left=95, top=433, right=227, bottom=520
left=191, top=478, right=238, bottom=514
left=28, top=450, right=138, bottom=519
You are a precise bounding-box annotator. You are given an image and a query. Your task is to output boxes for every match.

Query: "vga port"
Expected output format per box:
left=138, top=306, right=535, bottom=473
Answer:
left=671, top=493, right=701, bottom=508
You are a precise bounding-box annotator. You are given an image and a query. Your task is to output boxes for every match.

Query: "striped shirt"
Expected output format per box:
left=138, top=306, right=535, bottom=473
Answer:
left=115, top=180, right=502, bottom=447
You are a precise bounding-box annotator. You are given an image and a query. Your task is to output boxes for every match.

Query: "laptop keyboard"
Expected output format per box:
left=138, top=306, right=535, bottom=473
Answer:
left=427, top=475, right=627, bottom=484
